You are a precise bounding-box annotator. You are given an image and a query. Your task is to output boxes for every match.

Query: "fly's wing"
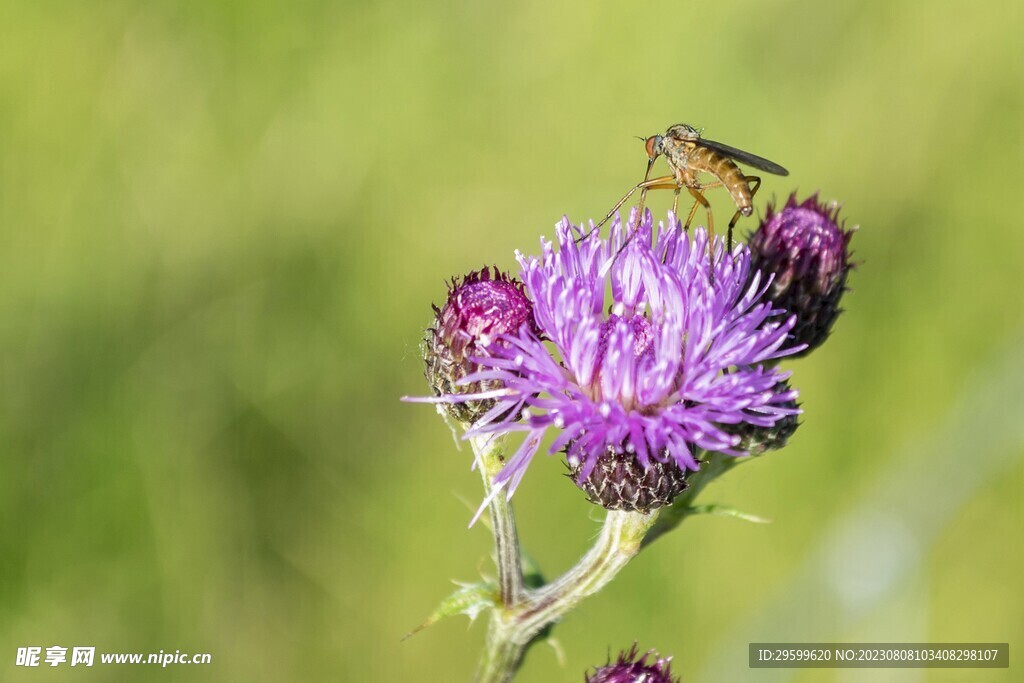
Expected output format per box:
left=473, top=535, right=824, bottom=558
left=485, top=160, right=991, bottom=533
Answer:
left=699, top=138, right=789, bottom=176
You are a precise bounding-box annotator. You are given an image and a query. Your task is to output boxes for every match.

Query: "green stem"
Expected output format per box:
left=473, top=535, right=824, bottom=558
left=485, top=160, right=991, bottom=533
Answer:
left=472, top=449, right=737, bottom=681
left=471, top=435, right=525, bottom=607
left=474, top=613, right=527, bottom=683
left=475, top=509, right=659, bottom=682
left=512, top=509, right=658, bottom=637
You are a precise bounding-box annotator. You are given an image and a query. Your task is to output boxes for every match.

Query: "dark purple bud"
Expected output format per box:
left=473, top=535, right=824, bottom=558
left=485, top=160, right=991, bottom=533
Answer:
left=568, top=447, right=689, bottom=513
left=719, top=380, right=800, bottom=455
left=586, top=643, right=679, bottom=683
left=423, top=267, right=538, bottom=424
left=749, top=194, right=855, bottom=357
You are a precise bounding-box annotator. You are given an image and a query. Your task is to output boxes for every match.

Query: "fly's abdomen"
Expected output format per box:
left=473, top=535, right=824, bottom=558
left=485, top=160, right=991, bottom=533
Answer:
left=691, top=147, right=753, bottom=215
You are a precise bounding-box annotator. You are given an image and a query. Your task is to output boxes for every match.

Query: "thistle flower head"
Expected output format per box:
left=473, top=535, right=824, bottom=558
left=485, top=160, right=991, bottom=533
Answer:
left=422, top=267, right=539, bottom=424
left=586, top=643, right=678, bottom=683
left=460, top=210, right=801, bottom=504
left=749, top=194, right=854, bottom=356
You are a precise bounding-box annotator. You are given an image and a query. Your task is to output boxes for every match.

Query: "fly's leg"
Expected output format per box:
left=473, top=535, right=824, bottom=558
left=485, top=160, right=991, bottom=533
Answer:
left=576, top=173, right=676, bottom=244
left=686, top=186, right=713, bottom=241
left=727, top=176, right=761, bottom=252
left=682, top=180, right=722, bottom=231
left=598, top=176, right=684, bottom=271
left=635, top=156, right=657, bottom=228
left=610, top=178, right=680, bottom=256
left=683, top=195, right=700, bottom=231
left=685, top=186, right=717, bottom=275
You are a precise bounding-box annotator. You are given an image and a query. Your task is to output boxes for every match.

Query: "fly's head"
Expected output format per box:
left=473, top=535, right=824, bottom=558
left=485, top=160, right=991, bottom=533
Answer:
left=643, top=134, right=664, bottom=161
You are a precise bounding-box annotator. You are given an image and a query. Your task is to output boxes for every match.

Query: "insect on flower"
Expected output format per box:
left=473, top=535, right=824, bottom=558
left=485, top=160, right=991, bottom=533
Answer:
left=584, top=124, right=789, bottom=253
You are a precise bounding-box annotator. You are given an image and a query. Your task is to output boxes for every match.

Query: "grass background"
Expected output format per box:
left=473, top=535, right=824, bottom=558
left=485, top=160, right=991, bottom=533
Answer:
left=1, top=0, right=1022, bottom=680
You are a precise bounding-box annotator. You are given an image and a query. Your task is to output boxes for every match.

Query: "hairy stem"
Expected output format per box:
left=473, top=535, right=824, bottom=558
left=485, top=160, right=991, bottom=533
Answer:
left=475, top=508, right=659, bottom=682
left=475, top=612, right=528, bottom=683
left=472, top=447, right=740, bottom=681
left=512, top=509, right=659, bottom=638
left=471, top=435, right=525, bottom=607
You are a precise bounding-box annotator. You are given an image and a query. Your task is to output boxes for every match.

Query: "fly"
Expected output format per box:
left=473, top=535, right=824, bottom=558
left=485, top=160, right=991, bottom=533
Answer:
left=586, top=124, right=788, bottom=253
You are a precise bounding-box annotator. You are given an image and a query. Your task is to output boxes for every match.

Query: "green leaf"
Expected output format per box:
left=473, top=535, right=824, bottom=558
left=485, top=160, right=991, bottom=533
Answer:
left=685, top=503, right=772, bottom=524
left=402, top=581, right=498, bottom=641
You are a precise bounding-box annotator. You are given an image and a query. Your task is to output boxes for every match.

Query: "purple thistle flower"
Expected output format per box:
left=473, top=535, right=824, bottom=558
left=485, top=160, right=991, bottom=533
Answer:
left=748, top=193, right=855, bottom=356
left=458, top=209, right=801, bottom=502
left=586, top=643, right=678, bottom=683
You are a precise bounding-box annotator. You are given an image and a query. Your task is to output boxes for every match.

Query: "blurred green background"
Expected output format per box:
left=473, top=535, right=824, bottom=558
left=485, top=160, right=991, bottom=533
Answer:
left=2, top=0, right=1022, bottom=680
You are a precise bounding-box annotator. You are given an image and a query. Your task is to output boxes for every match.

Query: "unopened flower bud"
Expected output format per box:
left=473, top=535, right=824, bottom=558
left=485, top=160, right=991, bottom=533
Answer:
left=586, top=643, right=678, bottom=683
left=568, top=447, right=689, bottom=513
left=749, top=194, right=854, bottom=357
left=720, top=380, right=800, bottom=455
left=423, top=267, right=537, bottom=424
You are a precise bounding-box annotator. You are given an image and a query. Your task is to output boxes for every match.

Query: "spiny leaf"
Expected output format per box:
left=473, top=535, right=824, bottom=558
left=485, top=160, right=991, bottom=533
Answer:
left=402, top=581, right=497, bottom=641
left=685, top=503, right=772, bottom=524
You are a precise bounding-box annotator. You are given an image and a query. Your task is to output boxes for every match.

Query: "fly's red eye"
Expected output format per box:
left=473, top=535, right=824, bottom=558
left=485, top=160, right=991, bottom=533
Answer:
left=644, top=136, right=661, bottom=159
